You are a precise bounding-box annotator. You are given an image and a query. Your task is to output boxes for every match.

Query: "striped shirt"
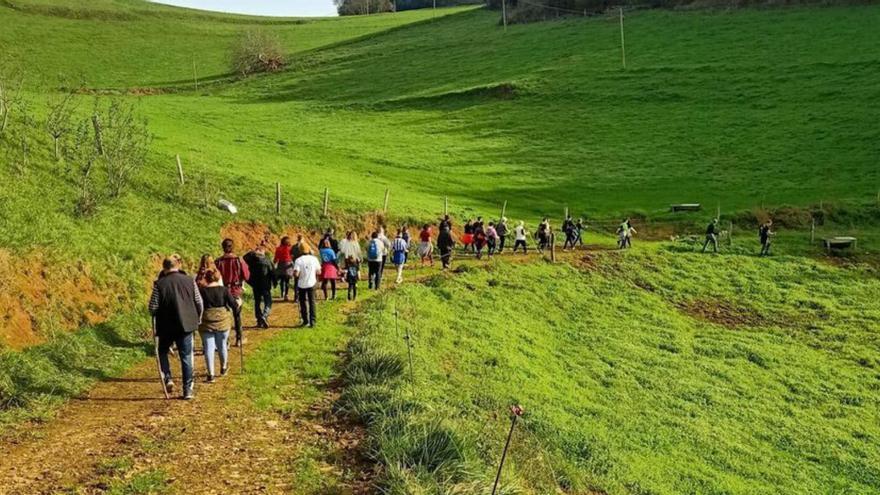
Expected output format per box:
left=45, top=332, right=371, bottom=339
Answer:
left=392, top=237, right=408, bottom=253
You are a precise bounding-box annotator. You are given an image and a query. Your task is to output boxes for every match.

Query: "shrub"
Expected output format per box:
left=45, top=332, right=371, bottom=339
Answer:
left=230, top=30, right=287, bottom=77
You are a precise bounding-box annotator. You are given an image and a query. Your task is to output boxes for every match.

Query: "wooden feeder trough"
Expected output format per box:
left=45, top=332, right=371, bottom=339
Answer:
left=670, top=203, right=702, bottom=213
left=823, top=236, right=857, bottom=253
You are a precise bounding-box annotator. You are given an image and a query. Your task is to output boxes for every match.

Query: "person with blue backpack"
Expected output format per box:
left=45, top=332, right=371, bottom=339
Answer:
left=391, top=229, right=409, bottom=284
left=319, top=238, right=339, bottom=300
left=367, top=231, right=386, bottom=290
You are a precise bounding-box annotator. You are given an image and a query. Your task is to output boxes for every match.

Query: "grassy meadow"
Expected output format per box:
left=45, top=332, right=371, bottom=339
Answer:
left=0, top=1, right=878, bottom=493
left=343, top=251, right=880, bottom=494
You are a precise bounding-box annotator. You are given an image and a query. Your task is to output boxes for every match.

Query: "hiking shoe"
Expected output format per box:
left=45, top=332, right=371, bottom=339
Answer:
left=164, top=380, right=174, bottom=393
left=205, top=375, right=215, bottom=384
left=220, top=366, right=228, bottom=377
left=183, top=389, right=194, bottom=400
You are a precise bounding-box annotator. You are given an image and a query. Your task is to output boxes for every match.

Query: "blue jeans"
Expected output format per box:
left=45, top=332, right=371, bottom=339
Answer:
left=200, top=330, right=229, bottom=377
left=254, top=289, right=272, bottom=324
left=158, top=332, right=194, bottom=394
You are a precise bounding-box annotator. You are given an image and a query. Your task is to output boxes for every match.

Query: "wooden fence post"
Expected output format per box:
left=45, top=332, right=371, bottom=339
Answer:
left=444, top=196, right=448, bottom=216
left=619, top=7, right=626, bottom=70
left=323, top=187, right=329, bottom=216
left=501, top=200, right=507, bottom=220
left=728, top=221, right=733, bottom=246
left=176, top=154, right=185, bottom=185
left=811, top=217, right=816, bottom=244
left=383, top=188, right=390, bottom=213
left=550, top=233, right=556, bottom=263
left=275, top=182, right=281, bottom=215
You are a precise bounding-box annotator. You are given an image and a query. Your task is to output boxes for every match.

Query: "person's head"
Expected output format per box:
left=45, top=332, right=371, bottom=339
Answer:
left=301, top=243, right=313, bottom=256
left=422, top=224, right=429, bottom=230
left=256, top=242, right=267, bottom=254
left=713, top=218, right=718, bottom=224
left=326, top=228, right=334, bottom=236
left=281, top=236, right=291, bottom=246
left=542, top=217, right=548, bottom=222
left=396, top=229, right=402, bottom=238
left=296, top=234, right=303, bottom=243
left=489, top=222, right=495, bottom=227
left=221, top=238, right=234, bottom=254
left=444, top=215, right=449, bottom=221
left=346, top=230, right=354, bottom=240
left=767, top=219, right=773, bottom=226
left=379, top=226, right=385, bottom=235
left=346, top=256, right=357, bottom=265
left=466, top=219, right=472, bottom=225
left=162, top=255, right=180, bottom=272
left=477, top=216, right=482, bottom=222
left=371, top=231, right=379, bottom=239
left=198, top=254, right=214, bottom=272
left=205, top=269, right=221, bottom=285
left=518, top=220, right=524, bottom=227
left=322, top=238, right=331, bottom=248
left=501, top=217, right=507, bottom=223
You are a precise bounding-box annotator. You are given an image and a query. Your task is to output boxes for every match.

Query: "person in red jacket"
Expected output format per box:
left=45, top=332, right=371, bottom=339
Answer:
left=274, top=236, right=294, bottom=301
left=215, top=238, right=250, bottom=347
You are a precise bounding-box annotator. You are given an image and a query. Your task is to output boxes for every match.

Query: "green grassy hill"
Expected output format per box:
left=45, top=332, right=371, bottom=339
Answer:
left=0, top=2, right=879, bottom=493
left=346, top=250, right=880, bottom=494
left=0, top=0, right=466, bottom=88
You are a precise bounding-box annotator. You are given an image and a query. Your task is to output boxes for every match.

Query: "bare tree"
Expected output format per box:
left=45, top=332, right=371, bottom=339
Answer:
left=230, top=30, right=287, bottom=76
left=0, top=64, right=24, bottom=136
left=65, top=120, right=101, bottom=216
left=45, top=90, right=79, bottom=160
left=98, top=99, right=151, bottom=198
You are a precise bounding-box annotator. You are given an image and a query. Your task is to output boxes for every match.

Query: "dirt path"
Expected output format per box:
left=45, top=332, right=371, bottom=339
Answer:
left=0, top=298, right=371, bottom=495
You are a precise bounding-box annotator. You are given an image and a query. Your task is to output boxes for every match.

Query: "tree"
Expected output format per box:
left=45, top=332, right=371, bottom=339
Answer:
left=230, top=30, right=287, bottom=76
left=45, top=90, right=79, bottom=160
left=0, top=63, right=24, bottom=136
left=64, top=120, right=101, bottom=217
left=335, top=0, right=395, bottom=15
left=97, top=100, right=151, bottom=198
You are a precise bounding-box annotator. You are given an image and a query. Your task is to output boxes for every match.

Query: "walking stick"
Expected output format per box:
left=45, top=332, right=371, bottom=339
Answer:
left=492, top=405, right=524, bottom=495
left=153, top=317, right=170, bottom=400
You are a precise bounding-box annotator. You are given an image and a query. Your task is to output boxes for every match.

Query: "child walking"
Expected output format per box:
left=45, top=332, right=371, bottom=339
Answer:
left=345, top=257, right=360, bottom=301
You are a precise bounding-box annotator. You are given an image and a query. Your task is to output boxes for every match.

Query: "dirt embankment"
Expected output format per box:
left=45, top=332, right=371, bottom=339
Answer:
left=0, top=249, right=130, bottom=350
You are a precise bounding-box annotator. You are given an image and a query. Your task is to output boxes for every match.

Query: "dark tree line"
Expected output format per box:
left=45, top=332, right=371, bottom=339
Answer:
left=335, top=0, right=482, bottom=15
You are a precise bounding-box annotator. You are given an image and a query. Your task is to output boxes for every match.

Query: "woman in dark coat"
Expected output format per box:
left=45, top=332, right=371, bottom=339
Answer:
left=437, top=227, right=456, bottom=271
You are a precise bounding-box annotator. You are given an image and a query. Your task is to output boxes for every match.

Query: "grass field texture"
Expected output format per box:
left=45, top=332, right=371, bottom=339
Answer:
left=344, top=252, right=880, bottom=494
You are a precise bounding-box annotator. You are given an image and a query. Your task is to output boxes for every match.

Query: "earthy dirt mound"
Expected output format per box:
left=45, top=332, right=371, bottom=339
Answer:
left=0, top=249, right=124, bottom=349
left=678, top=299, right=771, bottom=329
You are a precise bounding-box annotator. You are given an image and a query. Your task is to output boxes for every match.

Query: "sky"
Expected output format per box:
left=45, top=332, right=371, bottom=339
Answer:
left=151, top=0, right=338, bottom=17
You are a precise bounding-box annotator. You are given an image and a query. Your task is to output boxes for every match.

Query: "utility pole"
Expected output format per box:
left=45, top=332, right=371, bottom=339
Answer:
left=619, top=7, right=626, bottom=70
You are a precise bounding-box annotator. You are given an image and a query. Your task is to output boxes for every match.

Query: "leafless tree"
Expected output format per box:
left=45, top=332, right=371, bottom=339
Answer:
left=45, top=90, right=79, bottom=160
left=230, top=30, right=287, bottom=76
left=64, top=120, right=101, bottom=216
left=97, top=99, right=151, bottom=198
left=0, top=64, right=24, bottom=136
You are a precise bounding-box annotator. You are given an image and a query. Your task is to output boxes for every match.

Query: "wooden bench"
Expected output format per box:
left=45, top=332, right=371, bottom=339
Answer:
left=670, top=203, right=702, bottom=213
left=823, top=236, right=857, bottom=253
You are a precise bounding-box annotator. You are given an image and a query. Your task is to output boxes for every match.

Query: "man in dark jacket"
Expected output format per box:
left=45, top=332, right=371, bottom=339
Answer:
left=244, top=243, right=276, bottom=328
left=437, top=227, right=456, bottom=271
left=149, top=256, right=203, bottom=400
left=702, top=218, right=720, bottom=253
left=496, top=217, right=509, bottom=253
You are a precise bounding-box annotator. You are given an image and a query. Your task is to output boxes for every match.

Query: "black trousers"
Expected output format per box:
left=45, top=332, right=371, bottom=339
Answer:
left=297, top=287, right=316, bottom=326
left=439, top=247, right=452, bottom=269
left=368, top=261, right=382, bottom=289
left=514, top=240, right=527, bottom=253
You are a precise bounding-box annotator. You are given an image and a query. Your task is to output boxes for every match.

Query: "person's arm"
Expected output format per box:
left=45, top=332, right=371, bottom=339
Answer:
left=148, top=282, right=160, bottom=316
left=224, top=288, right=236, bottom=311
left=193, top=280, right=204, bottom=318
left=316, top=258, right=322, bottom=276
left=239, top=257, right=250, bottom=282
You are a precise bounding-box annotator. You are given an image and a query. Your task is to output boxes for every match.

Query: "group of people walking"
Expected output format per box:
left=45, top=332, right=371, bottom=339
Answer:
left=148, top=212, right=777, bottom=399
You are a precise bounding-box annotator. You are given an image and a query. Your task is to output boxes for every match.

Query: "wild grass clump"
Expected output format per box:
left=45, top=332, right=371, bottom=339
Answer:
left=342, top=257, right=880, bottom=494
